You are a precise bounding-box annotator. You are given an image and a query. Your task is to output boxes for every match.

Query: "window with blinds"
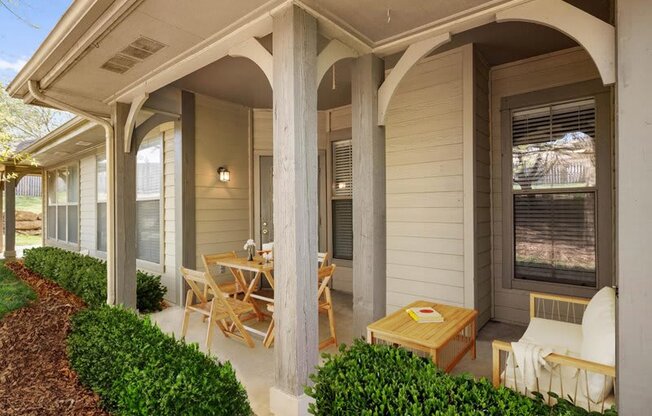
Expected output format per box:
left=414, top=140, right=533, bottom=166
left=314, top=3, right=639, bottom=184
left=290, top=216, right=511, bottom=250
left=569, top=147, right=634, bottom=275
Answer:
left=136, top=137, right=162, bottom=264
left=511, top=99, right=597, bottom=286
left=332, top=139, right=353, bottom=260
left=96, top=136, right=162, bottom=264
left=46, top=164, right=79, bottom=244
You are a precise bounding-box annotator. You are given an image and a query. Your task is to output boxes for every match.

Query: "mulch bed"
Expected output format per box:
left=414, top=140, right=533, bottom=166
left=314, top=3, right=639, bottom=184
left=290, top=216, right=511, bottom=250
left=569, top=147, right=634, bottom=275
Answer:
left=0, top=262, right=108, bottom=416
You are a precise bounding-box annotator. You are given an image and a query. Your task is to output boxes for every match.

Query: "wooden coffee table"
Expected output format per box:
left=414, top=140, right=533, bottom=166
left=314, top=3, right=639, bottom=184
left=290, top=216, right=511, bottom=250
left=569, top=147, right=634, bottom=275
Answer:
left=367, top=301, right=478, bottom=372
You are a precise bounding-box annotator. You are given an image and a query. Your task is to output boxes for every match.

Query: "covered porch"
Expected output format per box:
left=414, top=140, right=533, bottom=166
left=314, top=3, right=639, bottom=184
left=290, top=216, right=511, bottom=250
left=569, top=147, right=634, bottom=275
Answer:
left=6, top=0, right=651, bottom=414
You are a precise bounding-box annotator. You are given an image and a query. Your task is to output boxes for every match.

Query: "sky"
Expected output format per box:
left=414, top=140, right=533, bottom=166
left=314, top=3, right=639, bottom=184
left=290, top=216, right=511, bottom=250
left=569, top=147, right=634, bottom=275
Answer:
left=0, top=0, right=72, bottom=84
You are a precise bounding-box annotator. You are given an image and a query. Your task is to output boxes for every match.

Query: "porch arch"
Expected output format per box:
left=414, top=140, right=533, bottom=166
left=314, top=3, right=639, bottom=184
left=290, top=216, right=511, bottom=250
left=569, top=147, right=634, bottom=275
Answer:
left=496, top=0, right=615, bottom=85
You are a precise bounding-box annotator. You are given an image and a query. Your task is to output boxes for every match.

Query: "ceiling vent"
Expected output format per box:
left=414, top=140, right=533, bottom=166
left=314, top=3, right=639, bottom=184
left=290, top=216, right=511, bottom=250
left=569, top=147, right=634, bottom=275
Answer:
left=100, top=36, right=167, bottom=74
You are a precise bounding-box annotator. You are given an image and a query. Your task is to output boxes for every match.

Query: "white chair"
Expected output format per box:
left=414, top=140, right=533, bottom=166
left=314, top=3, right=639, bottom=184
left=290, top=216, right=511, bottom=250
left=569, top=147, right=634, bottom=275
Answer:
left=492, top=287, right=616, bottom=413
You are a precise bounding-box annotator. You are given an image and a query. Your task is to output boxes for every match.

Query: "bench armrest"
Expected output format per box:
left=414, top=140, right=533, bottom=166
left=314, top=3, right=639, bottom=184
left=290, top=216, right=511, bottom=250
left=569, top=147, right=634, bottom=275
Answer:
left=491, top=339, right=616, bottom=388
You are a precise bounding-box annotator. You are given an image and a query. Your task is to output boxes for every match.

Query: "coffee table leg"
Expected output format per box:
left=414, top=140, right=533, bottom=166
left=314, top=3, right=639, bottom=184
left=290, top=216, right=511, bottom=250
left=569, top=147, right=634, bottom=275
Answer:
left=430, top=349, right=438, bottom=367
left=366, top=328, right=374, bottom=344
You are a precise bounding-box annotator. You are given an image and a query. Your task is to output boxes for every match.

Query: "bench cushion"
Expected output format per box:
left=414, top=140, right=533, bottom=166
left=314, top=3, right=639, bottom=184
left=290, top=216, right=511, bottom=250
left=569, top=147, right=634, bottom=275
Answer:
left=581, top=286, right=616, bottom=403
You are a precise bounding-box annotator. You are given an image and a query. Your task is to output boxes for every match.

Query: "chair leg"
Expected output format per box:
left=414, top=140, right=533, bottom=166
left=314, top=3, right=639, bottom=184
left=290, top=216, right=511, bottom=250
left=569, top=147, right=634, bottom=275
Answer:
left=181, top=290, right=193, bottom=338
left=327, top=305, right=337, bottom=346
left=326, top=289, right=337, bottom=346
left=205, top=316, right=215, bottom=352
left=263, top=318, right=275, bottom=348
left=181, top=310, right=191, bottom=338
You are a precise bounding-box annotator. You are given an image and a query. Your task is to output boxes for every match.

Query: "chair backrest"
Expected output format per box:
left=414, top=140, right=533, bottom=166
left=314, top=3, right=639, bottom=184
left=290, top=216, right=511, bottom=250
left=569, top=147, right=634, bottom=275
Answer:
left=180, top=267, right=210, bottom=304
left=180, top=266, right=233, bottom=310
left=318, top=252, right=329, bottom=269
left=317, top=264, right=336, bottom=299
left=202, top=251, right=237, bottom=278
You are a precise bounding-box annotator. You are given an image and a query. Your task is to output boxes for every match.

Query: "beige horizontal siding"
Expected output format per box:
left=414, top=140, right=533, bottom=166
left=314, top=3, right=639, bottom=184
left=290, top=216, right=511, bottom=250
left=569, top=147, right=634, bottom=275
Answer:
left=195, top=94, right=251, bottom=269
left=385, top=47, right=467, bottom=313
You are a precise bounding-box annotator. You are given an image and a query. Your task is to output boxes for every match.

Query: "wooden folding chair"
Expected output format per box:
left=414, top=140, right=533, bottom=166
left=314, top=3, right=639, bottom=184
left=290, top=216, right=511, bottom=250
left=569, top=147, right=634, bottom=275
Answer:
left=264, top=265, right=337, bottom=350
left=318, top=252, right=329, bottom=269
left=201, top=251, right=248, bottom=299
left=180, top=267, right=255, bottom=350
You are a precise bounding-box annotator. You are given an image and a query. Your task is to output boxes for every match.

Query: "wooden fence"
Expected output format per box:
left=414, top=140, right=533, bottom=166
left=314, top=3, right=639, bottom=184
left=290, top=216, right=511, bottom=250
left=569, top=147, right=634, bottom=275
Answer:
left=16, top=175, right=42, bottom=197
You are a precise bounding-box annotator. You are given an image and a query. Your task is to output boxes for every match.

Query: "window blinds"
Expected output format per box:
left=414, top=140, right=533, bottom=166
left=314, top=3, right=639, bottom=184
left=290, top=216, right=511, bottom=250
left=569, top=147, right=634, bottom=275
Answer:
left=511, top=99, right=598, bottom=287
left=332, top=140, right=352, bottom=198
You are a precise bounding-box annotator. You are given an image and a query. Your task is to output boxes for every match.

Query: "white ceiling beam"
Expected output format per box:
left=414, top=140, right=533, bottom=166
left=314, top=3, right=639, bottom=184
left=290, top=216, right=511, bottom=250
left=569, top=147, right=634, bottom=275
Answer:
left=496, top=0, right=615, bottom=85
left=123, top=92, right=149, bottom=153
left=229, top=38, right=274, bottom=87
left=316, top=39, right=359, bottom=86
left=377, top=33, right=451, bottom=126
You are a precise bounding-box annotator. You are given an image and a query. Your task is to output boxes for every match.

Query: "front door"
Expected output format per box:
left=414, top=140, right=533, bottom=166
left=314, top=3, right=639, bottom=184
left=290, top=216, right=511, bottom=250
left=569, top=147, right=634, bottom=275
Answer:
left=259, top=155, right=274, bottom=244
left=258, top=154, right=327, bottom=249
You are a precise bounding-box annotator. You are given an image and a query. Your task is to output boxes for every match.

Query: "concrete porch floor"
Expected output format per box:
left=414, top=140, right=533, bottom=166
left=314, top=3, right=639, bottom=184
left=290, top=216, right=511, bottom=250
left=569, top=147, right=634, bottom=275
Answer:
left=150, top=291, right=526, bottom=416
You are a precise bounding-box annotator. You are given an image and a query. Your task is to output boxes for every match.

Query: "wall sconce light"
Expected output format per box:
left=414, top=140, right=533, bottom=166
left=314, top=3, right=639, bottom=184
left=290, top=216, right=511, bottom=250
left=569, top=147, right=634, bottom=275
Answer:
left=217, top=167, right=230, bottom=182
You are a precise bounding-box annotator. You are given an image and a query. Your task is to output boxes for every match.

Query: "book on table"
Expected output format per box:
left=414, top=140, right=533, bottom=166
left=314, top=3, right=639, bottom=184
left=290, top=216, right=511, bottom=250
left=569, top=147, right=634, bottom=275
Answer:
left=406, top=306, right=444, bottom=323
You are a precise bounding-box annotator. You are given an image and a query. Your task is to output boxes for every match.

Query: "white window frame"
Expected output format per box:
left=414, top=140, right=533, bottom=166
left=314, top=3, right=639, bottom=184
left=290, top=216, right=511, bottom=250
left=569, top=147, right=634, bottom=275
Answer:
left=95, top=136, right=164, bottom=273
left=45, top=162, right=80, bottom=249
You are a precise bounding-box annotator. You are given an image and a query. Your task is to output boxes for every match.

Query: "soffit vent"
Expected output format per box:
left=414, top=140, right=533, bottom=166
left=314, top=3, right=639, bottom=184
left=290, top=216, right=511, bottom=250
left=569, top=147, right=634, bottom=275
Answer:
left=100, top=36, right=167, bottom=74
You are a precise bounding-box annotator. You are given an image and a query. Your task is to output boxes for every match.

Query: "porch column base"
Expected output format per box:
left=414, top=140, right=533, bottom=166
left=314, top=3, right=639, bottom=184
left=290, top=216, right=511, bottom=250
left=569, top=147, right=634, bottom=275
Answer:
left=269, top=387, right=314, bottom=416
left=3, top=250, right=16, bottom=260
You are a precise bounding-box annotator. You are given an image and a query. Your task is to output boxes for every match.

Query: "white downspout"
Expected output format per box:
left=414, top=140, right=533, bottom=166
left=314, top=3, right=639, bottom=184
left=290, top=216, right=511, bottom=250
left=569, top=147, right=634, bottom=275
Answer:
left=27, top=80, right=117, bottom=305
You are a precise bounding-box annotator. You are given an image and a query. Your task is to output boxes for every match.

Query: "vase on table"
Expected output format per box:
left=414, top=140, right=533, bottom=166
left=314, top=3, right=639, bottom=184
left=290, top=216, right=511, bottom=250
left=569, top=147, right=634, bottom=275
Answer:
left=247, top=245, right=255, bottom=261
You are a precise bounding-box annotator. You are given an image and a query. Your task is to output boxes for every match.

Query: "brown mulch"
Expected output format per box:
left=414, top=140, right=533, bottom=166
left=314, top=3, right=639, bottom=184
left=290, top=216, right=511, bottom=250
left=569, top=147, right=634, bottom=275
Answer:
left=0, top=262, right=109, bottom=416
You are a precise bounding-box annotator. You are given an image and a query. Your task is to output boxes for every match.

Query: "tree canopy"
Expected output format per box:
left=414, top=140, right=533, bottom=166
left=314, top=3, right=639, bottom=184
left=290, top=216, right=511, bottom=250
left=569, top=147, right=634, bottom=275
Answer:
left=0, top=83, right=72, bottom=167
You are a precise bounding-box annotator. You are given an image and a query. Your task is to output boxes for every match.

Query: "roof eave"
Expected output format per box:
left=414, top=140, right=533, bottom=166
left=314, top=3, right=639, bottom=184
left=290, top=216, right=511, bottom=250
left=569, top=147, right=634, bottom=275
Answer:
left=6, top=0, right=98, bottom=98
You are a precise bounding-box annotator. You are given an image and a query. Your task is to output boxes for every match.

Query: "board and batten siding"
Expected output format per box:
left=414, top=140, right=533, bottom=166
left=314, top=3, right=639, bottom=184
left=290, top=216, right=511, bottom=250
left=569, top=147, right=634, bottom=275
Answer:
left=490, top=47, right=601, bottom=324
left=194, top=94, right=251, bottom=269
left=385, top=45, right=476, bottom=314
left=79, top=153, right=97, bottom=254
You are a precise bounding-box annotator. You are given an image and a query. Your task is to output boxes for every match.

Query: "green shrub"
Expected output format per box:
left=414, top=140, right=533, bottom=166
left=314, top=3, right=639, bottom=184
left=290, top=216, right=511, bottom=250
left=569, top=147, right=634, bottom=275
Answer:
left=68, top=306, right=252, bottom=416
left=23, top=246, right=166, bottom=312
left=306, top=340, right=617, bottom=416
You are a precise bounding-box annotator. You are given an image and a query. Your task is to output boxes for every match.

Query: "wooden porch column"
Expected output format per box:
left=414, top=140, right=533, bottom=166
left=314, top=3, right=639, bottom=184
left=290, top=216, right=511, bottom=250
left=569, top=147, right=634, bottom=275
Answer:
left=352, top=54, right=386, bottom=337
left=110, top=102, right=137, bottom=309
left=269, top=5, right=318, bottom=415
left=616, top=0, right=652, bottom=412
left=4, top=176, right=15, bottom=259
left=174, top=90, right=196, bottom=306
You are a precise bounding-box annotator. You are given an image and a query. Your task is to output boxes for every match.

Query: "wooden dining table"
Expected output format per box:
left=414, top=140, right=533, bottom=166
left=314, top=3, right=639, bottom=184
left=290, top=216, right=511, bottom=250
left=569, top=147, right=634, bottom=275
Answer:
left=210, top=256, right=275, bottom=339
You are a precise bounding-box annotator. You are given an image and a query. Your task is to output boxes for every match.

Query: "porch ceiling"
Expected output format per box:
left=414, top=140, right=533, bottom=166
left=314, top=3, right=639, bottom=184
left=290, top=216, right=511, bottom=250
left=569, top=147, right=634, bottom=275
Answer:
left=8, top=0, right=611, bottom=115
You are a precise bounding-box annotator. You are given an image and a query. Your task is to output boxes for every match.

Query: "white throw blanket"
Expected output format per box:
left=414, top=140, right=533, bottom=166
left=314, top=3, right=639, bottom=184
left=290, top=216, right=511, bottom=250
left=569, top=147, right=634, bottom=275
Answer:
left=511, top=341, right=554, bottom=392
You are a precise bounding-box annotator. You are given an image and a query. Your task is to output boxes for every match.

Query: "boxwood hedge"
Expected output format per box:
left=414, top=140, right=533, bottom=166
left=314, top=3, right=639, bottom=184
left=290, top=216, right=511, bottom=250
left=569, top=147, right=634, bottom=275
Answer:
left=68, top=306, right=252, bottom=416
left=306, top=340, right=617, bottom=416
left=23, top=246, right=166, bottom=312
